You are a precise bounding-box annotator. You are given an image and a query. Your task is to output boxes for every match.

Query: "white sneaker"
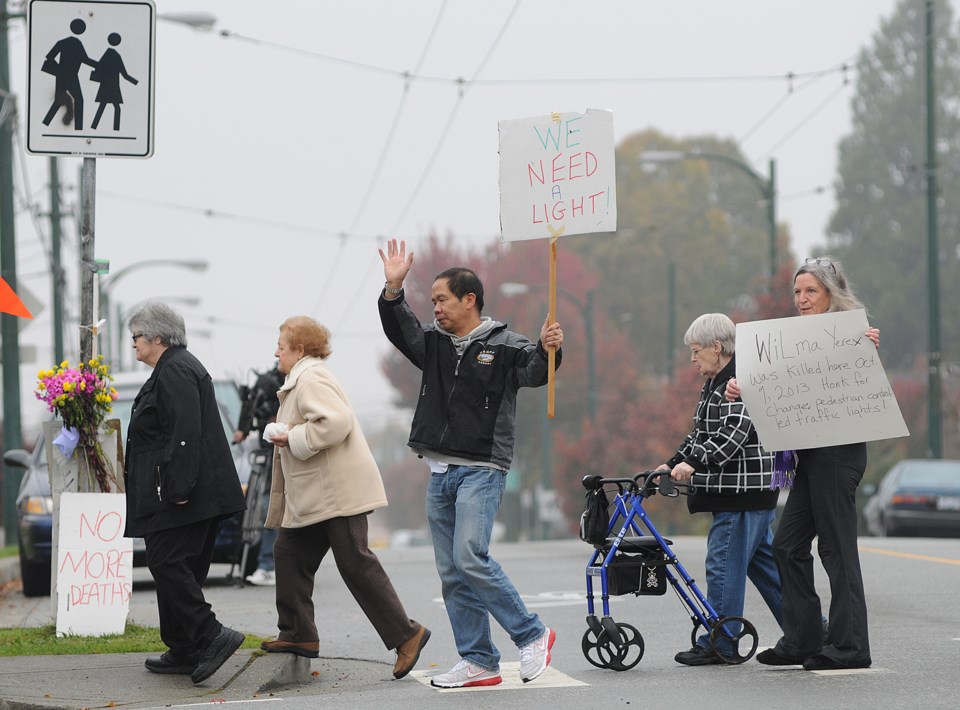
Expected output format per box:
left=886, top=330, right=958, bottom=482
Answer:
left=245, top=569, right=275, bottom=586
left=519, top=627, right=556, bottom=683
left=430, top=659, right=502, bottom=688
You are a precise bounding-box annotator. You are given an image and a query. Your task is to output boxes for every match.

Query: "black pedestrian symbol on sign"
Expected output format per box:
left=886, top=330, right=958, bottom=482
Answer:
left=41, top=19, right=97, bottom=130
left=90, top=33, right=139, bottom=131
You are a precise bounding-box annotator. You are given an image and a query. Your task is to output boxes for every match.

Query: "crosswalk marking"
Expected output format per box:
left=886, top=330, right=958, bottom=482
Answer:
left=410, top=662, right=587, bottom=692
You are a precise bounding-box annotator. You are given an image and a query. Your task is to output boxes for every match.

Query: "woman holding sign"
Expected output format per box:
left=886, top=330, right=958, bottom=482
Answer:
left=729, top=256, right=878, bottom=671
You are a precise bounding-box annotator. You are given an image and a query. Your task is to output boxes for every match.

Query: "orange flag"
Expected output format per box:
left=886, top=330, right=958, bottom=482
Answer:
left=0, top=277, right=33, bottom=318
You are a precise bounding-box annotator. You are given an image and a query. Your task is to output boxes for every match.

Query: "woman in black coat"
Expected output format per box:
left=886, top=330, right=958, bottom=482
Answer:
left=124, top=302, right=247, bottom=685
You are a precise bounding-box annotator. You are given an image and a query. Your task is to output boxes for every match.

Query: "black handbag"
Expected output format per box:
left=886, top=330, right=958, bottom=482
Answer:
left=579, top=486, right=610, bottom=547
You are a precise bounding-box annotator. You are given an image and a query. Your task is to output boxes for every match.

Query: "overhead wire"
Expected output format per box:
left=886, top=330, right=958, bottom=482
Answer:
left=737, top=64, right=848, bottom=146
left=217, top=27, right=852, bottom=89
left=308, top=0, right=451, bottom=316
left=332, top=0, right=523, bottom=332
left=758, top=80, right=849, bottom=160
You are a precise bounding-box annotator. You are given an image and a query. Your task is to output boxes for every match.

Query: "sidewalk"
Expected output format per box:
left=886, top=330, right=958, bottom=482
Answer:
left=0, top=556, right=392, bottom=710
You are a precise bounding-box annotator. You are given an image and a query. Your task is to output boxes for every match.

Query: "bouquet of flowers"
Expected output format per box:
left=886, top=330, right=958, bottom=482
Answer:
left=35, top=356, right=119, bottom=492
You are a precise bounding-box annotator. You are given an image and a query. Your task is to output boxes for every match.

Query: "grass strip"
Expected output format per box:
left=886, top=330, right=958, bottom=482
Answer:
left=0, top=622, right=267, bottom=657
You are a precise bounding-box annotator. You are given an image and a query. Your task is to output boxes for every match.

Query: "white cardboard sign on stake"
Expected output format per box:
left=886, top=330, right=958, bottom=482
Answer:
left=735, top=310, right=909, bottom=452
left=56, top=492, right=132, bottom=637
left=499, top=109, right=616, bottom=242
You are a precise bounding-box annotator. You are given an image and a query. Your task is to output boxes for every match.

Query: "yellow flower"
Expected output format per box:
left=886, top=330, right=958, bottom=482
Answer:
left=62, top=382, right=74, bottom=392
left=79, top=381, right=87, bottom=391
left=38, top=382, right=46, bottom=390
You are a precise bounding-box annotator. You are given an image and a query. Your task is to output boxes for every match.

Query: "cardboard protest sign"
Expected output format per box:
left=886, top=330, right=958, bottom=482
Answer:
left=736, top=310, right=909, bottom=451
left=498, top=109, right=616, bottom=242
left=56, top=492, right=132, bottom=636
left=498, top=109, right=616, bottom=416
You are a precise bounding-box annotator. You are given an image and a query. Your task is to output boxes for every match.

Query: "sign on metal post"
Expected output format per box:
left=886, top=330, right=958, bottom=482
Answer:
left=26, top=0, right=156, bottom=158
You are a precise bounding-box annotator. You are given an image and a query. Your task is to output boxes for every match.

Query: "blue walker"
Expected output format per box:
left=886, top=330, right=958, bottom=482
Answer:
left=581, top=470, right=759, bottom=670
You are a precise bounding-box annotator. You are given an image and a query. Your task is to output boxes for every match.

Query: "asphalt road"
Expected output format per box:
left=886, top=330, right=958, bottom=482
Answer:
left=3, top=535, right=959, bottom=709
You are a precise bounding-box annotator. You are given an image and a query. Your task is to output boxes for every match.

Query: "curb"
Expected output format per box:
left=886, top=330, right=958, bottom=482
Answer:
left=0, top=556, right=19, bottom=587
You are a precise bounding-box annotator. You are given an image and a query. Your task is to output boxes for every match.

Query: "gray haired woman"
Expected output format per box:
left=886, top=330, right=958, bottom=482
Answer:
left=729, top=257, right=878, bottom=671
left=124, top=302, right=247, bottom=684
left=659, top=313, right=781, bottom=666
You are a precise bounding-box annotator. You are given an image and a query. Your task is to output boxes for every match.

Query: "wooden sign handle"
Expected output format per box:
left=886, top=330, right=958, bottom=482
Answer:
left=547, top=237, right=557, bottom=418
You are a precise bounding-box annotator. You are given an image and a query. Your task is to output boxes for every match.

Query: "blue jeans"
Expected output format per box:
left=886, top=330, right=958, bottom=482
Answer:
left=696, top=509, right=782, bottom=655
left=257, top=526, right=277, bottom=571
left=427, top=465, right=544, bottom=670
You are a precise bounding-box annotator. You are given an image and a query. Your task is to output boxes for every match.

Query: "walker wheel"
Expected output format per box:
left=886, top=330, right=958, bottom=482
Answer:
left=581, top=626, right=609, bottom=669
left=582, top=622, right=644, bottom=671
left=708, top=615, right=758, bottom=664
left=601, top=622, right=644, bottom=671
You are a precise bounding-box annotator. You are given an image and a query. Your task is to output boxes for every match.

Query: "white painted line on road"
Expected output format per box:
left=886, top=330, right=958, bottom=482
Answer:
left=137, top=699, right=285, bottom=709
left=410, top=662, right=587, bottom=692
left=806, top=668, right=889, bottom=676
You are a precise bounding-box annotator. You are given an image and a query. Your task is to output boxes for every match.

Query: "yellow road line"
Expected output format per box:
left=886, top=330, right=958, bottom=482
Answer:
left=858, top=544, right=960, bottom=566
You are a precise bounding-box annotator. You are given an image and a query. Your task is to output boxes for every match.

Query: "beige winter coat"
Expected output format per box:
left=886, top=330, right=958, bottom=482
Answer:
left=264, top=356, right=387, bottom=529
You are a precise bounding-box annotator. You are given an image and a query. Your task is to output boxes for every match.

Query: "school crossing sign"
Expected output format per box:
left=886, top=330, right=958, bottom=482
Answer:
left=26, top=0, right=156, bottom=158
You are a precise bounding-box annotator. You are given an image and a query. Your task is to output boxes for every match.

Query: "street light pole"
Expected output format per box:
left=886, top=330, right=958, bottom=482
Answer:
left=99, top=259, right=209, bottom=368
left=639, top=150, right=778, bottom=280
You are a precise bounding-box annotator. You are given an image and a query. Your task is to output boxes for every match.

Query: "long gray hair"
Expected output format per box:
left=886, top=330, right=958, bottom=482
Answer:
left=794, top=255, right=865, bottom=314
left=127, top=301, right=188, bottom=347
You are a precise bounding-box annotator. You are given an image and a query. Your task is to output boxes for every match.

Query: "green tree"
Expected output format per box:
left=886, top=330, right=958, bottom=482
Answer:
left=826, top=0, right=960, bottom=380
left=568, top=129, right=796, bottom=378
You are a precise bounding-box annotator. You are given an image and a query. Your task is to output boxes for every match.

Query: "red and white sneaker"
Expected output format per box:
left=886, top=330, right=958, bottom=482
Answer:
left=519, top=627, right=556, bottom=683
left=430, top=659, right=502, bottom=688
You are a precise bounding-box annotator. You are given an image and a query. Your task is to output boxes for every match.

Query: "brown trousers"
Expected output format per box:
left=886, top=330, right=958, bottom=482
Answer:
left=273, top=513, right=418, bottom=650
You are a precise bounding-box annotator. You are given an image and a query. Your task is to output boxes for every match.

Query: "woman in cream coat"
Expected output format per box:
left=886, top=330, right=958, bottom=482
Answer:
left=260, top=316, right=430, bottom=680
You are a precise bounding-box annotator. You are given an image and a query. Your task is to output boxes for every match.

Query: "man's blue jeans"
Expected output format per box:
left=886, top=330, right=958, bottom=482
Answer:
left=427, top=465, right=544, bottom=671
left=696, top=508, right=782, bottom=656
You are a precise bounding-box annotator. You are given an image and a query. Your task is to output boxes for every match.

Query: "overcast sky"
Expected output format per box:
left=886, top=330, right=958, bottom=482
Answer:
left=6, top=0, right=917, bottom=431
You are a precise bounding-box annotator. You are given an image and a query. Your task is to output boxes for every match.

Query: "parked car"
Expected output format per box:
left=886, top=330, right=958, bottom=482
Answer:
left=862, top=459, right=960, bottom=538
left=4, top=372, right=259, bottom=597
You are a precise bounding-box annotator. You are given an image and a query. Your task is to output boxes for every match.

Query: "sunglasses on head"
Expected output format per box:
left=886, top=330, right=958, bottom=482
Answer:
left=804, top=257, right=837, bottom=274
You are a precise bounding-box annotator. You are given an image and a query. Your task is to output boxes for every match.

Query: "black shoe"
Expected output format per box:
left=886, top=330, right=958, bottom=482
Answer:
left=756, top=648, right=803, bottom=666
left=144, top=650, right=199, bottom=675
left=674, top=646, right=725, bottom=666
left=802, top=653, right=871, bottom=671
left=191, top=627, right=245, bottom=684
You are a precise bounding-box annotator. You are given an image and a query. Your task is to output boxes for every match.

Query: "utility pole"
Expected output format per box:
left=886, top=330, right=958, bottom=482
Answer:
left=1, top=3, right=24, bottom=544
left=924, top=0, right=942, bottom=458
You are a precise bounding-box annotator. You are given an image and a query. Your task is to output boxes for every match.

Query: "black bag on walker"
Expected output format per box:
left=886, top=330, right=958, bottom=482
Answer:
left=579, top=486, right=610, bottom=547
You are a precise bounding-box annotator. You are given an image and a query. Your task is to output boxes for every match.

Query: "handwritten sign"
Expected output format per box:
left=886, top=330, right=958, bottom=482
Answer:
left=736, top=310, right=908, bottom=451
left=56, top=492, right=132, bottom=637
left=498, top=109, right=616, bottom=241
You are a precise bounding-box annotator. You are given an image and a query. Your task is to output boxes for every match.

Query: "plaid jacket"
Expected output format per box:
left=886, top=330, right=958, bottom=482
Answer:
left=666, top=356, right=777, bottom=513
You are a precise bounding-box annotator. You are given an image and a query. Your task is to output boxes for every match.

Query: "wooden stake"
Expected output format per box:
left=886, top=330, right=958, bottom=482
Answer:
left=547, top=236, right=558, bottom=418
